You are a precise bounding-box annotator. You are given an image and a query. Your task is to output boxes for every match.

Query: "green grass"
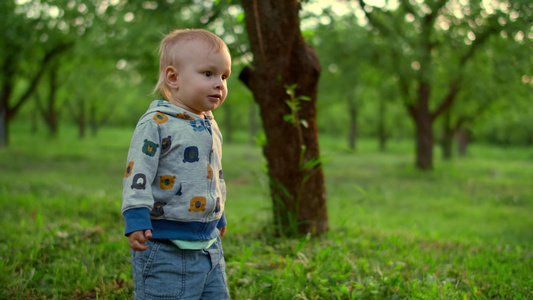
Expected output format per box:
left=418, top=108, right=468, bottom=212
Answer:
left=1, top=123, right=532, bottom=299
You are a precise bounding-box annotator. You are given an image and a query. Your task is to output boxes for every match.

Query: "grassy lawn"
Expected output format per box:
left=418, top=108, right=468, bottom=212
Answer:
left=0, top=123, right=532, bottom=299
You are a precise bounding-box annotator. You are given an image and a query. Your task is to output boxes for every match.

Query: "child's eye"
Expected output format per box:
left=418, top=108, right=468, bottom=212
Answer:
left=222, top=75, right=228, bottom=80
left=204, top=71, right=212, bottom=77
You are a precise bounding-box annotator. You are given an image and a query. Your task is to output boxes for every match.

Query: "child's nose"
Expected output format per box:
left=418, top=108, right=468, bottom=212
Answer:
left=214, top=77, right=225, bottom=89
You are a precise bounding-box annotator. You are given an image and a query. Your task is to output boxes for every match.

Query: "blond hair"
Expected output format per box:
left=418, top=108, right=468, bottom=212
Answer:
left=153, top=29, right=229, bottom=100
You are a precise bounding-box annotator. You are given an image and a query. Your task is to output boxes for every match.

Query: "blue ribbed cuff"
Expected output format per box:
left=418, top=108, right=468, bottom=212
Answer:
left=217, top=211, right=227, bottom=229
left=123, top=207, right=152, bottom=236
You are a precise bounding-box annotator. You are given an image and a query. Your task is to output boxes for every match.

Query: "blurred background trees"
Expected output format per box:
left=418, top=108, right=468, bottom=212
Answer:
left=1, top=0, right=531, bottom=158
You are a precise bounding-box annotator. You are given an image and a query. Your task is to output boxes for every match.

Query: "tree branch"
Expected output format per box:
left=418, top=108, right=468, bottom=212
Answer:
left=9, top=42, right=74, bottom=120
left=238, top=65, right=254, bottom=90
left=398, top=0, right=417, bottom=16
left=459, top=23, right=497, bottom=66
left=431, top=78, right=461, bottom=121
left=432, top=18, right=499, bottom=121
left=356, top=0, right=391, bottom=36
left=453, top=99, right=493, bottom=132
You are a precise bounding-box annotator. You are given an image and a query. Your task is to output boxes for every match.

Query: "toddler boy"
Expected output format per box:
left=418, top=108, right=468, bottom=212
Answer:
left=122, top=28, right=231, bottom=299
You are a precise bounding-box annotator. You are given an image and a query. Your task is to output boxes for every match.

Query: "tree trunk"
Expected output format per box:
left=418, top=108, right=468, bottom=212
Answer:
left=89, top=104, right=98, bottom=137
left=0, top=107, right=7, bottom=147
left=413, top=83, right=433, bottom=170
left=0, top=43, right=72, bottom=147
left=457, top=128, right=470, bottom=157
left=441, top=134, right=453, bottom=160
left=44, top=67, right=59, bottom=137
left=525, top=130, right=533, bottom=147
left=0, top=60, right=13, bottom=147
left=240, top=0, right=328, bottom=236
left=441, top=111, right=453, bottom=160
left=347, top=95, right=357, bottom=151
left=415, top=114, right=434, bottom=169
left=78, top=98, right=86, bottom=138
left=377, top=96, right=387, bottom=152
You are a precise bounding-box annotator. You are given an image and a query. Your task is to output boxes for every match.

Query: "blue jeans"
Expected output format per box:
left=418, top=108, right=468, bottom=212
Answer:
left=131, top=237, right=230, bottom=299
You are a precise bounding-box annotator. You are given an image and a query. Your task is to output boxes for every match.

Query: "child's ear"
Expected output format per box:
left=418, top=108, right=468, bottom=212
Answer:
left=165, top=66, right=178, bottom=89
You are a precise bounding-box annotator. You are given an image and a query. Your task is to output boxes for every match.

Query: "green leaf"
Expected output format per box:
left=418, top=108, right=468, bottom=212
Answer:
left=283, top=114, right=295, bottom=124
left=300, top=156, right=323, bottom=171
left=301, top=30, right=315, bottom=37
left=236, top=13, right=245, bottom=24
left=284, top=83, right=298, bottom=92
left=340, top=284, right=350, bottom=295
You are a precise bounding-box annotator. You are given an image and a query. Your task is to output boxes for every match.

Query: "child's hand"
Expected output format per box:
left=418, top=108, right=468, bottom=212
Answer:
left=219, top=226, right=226, bottom=237
left=128, top=229, right=152, bottom=251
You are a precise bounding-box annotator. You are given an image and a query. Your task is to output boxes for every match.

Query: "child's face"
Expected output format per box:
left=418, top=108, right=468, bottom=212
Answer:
left=167, top=40, right=231, bottom=117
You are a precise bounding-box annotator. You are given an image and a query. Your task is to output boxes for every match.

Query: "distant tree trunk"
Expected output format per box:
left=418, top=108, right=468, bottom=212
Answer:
left=407, top=82, right=434, bottom=169
left=415, top=113, right=434, bottom=169
left=0, top=55, right=15, bottom=147
left=359, top=0, right=497, bottom=170
left=406, top=69, right=459, bottom=169
left=441, top=110, right=454, bottom=160
left=457, top=128, right=470, bottom=157
left=441, top=134, right=453, bottom=159
left=0, top=99, right=9, bottom=147
left=78, top=98, right=86, bottom=138
left=66, top=97, right=87, bottom=138
left=377, top=96, right=387, bottom=152
left=89, top=104, right=98, bottom=137
left=239, top=0, right=328, bottom=236
left=0, top=106, right=7, bottom=147
left=347, top=95, right=357, bottom=151
left=43, top=66, right=59, bottom=137
left=0, top=43, right=72, bottom=146
left=525, top=129, right=533, bottom=147
left=442, top=99, right=492, bottom=159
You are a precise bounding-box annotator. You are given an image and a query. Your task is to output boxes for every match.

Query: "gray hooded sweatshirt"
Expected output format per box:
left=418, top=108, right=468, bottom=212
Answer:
left=122, top=100, right=226, bottom=241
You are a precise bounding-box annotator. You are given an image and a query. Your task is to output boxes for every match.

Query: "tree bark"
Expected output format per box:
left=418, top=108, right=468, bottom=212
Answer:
left=44, top=66, right=59, bottom=137
left=441, top=110, right=453, bottom=160
left=89, top=104, right=98, bottom=137
left=78, top=98, right=86, bottom=139
left=410, top=82, right=434, bottom=169
left=414, top=111, right=434, bottom=169
left=0, top=106, right=7, bottom=147
left=377, top=96, right=387, bottom=152
left=239, top=0, right=328, bottom=235
left=347, top=95, right=357, bottom=151
left=457, top=128, right=470, bottom=157
left=0, top=54, right=14, bottom=147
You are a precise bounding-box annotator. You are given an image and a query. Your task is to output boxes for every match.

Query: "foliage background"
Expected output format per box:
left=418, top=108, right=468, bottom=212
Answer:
left=0, top=0, right=532, bottom=298
left=2, top=0, right=531, bottom=149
